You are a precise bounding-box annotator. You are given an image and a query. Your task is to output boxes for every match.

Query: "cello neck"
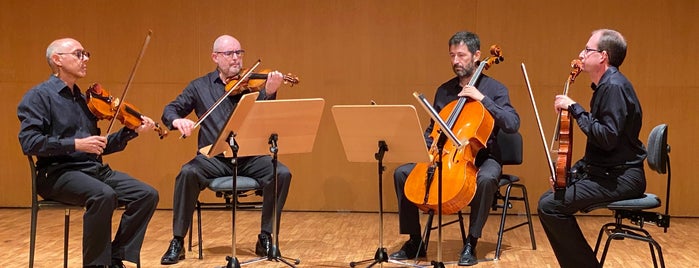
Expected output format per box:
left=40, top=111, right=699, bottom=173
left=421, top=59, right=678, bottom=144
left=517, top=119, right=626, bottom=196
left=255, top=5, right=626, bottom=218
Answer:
left=444, top=60, right=490, bottom=129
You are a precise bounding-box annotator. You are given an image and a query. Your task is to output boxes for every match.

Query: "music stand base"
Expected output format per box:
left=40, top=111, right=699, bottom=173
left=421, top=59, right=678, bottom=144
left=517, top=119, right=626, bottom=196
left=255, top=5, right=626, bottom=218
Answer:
left=240, top=246, right=301, bottom=267
left=225, top=256, right=241, bottom=268
left=349, top=247, right=388, bottom=267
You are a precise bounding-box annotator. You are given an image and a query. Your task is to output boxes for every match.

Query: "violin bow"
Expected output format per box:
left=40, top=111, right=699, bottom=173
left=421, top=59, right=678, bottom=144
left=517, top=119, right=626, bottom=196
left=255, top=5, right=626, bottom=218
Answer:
left=180, top=59, right=262, bottom=139
left=105, top=30, right=153, bottom=137
left=521, top=63, right=557, bottom=183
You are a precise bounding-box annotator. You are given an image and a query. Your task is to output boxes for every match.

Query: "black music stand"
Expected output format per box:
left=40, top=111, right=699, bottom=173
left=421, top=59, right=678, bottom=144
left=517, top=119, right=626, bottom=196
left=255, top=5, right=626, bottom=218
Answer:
left=332, top=105, right=430, bottom=268
left=410, top=92, right=465, bottom=268
left=200, top=92, right=258, bottom=268
left=207, top=97, right=325, bottom=268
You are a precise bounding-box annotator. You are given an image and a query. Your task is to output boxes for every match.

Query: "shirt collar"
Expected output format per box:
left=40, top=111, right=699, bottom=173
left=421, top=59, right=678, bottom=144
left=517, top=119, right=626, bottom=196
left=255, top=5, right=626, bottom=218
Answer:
left=47, top=75, right=82, bottom=97
left=590, top=66, right=619, bottom=91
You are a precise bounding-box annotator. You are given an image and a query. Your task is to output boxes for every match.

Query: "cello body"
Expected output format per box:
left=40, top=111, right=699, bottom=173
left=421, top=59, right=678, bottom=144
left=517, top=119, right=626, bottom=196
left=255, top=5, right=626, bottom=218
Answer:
left=404, top=98, right=494, bottom=214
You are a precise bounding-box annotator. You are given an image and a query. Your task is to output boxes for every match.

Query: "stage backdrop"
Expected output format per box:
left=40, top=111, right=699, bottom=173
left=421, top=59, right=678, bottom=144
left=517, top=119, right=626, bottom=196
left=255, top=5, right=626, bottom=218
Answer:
left=1, top=0, right=696, bottom=216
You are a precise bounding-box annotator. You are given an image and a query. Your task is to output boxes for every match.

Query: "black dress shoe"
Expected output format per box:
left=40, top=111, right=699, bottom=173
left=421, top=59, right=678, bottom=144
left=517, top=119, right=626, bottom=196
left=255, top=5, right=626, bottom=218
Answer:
left=161, top=238, right=185, bottom=265
left=389, top=238, right=426, bottom=260
left=256, top=233, right=282, bottom=257
left=255, top=233, right=272, bottom=256
left=458, top=240, right=477, bottom=266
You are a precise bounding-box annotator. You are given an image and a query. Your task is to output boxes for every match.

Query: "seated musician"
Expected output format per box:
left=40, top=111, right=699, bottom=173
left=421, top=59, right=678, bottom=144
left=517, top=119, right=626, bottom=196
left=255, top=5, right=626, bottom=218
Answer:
left=390, top=31, right=520, bottom=266
left=17, top=38, right=159, bottom=268
left=159, top=34, right=293, bottom=265
left=537, top=29, right=646, bottom=268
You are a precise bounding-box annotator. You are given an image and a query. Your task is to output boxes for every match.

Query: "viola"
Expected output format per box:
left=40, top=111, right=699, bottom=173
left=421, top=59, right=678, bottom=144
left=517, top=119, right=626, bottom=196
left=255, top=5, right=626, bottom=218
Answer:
left=404, top=45, right=503, bottom=214
left=551, top=59, right=583, bottom=195
left=87, top=83, right=168, bottom=139
left=224, top=68, right=299, bottom=95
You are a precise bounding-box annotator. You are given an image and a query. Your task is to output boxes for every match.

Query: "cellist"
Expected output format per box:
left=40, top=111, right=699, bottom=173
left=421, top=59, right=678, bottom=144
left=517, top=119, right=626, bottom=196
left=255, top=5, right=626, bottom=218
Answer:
left=390, top=31, right=519, bottom=266
left=537, top=29, right=647, bottom=268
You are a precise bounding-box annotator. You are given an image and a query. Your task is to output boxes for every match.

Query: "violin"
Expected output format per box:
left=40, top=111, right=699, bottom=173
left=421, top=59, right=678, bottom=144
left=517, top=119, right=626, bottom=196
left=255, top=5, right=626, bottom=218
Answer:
left=404, top=45, right=503, bottom=214
left=224, top=68, right=299, bottom=95
left=551, top=59, right=583, bottom=197
left=87, top=83, right=168, bottom=139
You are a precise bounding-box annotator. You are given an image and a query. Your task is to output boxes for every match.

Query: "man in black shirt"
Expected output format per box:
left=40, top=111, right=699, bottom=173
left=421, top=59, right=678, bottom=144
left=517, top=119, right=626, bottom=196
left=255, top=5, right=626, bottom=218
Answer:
left=389, top=31, right=520, bottom=266
left=159, top=35, right=292, bottom=264
left=538, top=29, right=646, bottom=268
left=17, top=38, right=159, bottom=268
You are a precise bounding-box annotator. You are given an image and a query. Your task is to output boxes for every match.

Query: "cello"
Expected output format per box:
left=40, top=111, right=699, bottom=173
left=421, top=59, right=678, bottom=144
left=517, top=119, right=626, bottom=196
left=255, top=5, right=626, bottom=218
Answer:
left=404, top=45, right=504, bottom=214
left=521, top=59, right=582, bottom=199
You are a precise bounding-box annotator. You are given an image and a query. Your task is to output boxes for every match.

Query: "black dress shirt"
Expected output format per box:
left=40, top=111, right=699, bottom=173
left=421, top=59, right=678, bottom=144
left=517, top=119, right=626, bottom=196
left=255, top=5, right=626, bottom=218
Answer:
left=568, top=66, right=646, bottom=167
left=161, top=70, right=274, bottom=152
left=424, top=75, right=520, bottom=163
left=17, top=75, right=138, bottom=171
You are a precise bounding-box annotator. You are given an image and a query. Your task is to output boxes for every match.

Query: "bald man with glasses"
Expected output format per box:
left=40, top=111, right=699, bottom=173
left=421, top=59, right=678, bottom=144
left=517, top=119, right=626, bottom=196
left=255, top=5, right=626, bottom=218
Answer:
left=18, top=38, right=159, bottom=268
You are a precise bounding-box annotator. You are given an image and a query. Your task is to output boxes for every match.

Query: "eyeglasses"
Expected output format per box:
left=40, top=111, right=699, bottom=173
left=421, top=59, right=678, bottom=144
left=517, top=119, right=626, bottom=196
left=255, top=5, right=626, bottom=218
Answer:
left=581, top=47, right=603, bottom=55
left=215, top=50, right=245, bottom=57
left=57, top=50, right=90, bottom=60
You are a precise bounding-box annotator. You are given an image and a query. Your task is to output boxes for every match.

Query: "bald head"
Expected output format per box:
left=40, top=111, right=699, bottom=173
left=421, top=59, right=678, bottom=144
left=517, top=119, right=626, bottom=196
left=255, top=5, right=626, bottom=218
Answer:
left=46, top=38, right=80, bottom=72
left=213, top=35, right=241, bottom=52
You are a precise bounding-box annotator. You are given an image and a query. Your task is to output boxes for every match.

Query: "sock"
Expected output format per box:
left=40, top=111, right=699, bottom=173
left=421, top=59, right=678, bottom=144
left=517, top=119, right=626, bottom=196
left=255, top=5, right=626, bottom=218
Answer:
left=174, top=235, right=184, bottom=243
left=410, top=234, right=422, bottom=242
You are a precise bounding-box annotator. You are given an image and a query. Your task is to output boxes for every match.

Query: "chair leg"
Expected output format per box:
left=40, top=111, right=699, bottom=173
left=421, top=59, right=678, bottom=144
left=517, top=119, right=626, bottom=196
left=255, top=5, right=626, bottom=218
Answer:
left=421, top=210, right=435, bottom=252
left=421, top=210, right=466, bottom=253
left=64, top=209, right=70, bottom=268
left=29, top=205, right=38, bottom=268
left=494, top=184, right=511, bottom=260
left=519, top=184, right=536, bottom=251
left=495, top=183, right=536, bottom=260
left=457, top=211, right=467, bottom=245
left=197, top=201, right=203, bottom=259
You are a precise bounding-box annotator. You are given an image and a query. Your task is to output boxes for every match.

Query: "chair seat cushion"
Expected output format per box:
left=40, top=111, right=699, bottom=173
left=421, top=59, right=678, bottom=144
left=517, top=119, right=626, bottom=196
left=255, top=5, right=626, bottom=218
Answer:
left=583, top=193, right=661, bottom=213
left=208, top=176, right=261, bottom=192
left=606, top=193, right=661, bottom=210
left=498, top=174, right=520, bottom=186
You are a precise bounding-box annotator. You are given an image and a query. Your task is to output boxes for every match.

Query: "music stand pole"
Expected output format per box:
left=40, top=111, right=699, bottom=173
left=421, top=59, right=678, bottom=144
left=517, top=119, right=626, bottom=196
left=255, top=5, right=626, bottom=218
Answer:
left=349, top=141, right=390, bottom=267
left=225, top=133, right=242, bottom=268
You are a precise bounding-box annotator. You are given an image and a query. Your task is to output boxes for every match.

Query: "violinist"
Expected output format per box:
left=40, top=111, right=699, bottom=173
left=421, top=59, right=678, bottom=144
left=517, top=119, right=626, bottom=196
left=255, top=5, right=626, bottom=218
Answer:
left=390, top=31, right=519, bottom=266
left=17, top=38, right=159, bottom=268
left=537, top=29, right=646, bottom=268
left=160, top=34, right=292, bottom=264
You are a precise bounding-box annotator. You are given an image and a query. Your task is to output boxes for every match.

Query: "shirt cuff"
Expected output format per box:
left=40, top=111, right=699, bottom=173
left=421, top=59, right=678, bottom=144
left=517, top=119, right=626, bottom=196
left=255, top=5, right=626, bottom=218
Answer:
left=568, top=103, right=585, bottom=119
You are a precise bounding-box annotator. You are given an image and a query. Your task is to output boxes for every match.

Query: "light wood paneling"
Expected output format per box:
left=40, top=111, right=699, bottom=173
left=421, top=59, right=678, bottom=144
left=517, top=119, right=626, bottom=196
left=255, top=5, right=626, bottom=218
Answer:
left=1, top=1, right=697, bottom=216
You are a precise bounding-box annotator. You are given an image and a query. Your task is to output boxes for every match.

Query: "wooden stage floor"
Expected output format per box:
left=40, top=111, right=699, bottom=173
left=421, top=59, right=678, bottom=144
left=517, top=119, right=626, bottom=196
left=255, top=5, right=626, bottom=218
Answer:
left=0, top=208, right=694, bottom=267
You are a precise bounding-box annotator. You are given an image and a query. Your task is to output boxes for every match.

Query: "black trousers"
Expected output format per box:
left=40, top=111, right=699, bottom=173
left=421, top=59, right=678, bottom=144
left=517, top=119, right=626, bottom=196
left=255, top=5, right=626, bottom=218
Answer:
left=392, top=158, right=500, bottom=239
left=172, top=154, right=292, bottom=237
left=537, top=165, right=645, bottom=268
left=38, top=164, right=159, bottom=266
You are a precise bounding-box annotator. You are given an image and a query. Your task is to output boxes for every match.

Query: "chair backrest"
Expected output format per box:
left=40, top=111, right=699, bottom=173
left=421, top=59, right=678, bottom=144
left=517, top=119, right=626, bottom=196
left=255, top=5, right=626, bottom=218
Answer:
left=647, top=124, right=669, bottom=175
left=497, top=131, right=523, bottom=166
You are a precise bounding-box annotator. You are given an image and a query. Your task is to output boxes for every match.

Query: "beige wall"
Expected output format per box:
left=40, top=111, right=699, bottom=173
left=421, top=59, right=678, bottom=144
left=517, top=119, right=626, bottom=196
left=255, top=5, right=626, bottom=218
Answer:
left=2, top=0, right=697, bottom=216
